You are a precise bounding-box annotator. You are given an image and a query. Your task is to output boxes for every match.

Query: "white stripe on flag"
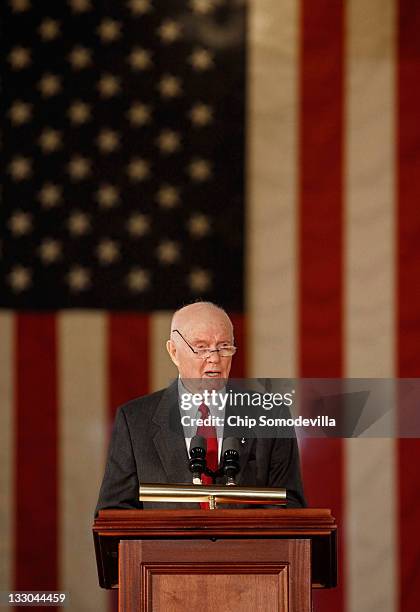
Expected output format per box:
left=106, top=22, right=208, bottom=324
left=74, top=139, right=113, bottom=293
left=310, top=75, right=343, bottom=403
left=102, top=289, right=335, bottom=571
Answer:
left=247, top=0, right=298, bottom=377
left=346, top=438, right=397, bottom=612
left=345, top=0, right=396, bottom=378
left=0, top=312, right=14, bottom=592
left=59, top=312, right=108, bottom=611
left=151, top=312, right=177, bottom=391
left=345, top=1, right=397, bottom=610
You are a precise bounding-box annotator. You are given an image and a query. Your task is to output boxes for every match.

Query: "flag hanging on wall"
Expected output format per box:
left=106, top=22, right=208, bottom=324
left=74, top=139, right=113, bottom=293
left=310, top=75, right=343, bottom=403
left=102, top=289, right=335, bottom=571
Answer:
left=1, top=2, right=420, bottom=612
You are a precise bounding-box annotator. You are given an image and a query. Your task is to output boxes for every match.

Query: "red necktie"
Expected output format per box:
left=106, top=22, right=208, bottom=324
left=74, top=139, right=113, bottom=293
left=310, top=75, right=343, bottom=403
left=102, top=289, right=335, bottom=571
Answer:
left=196, top=403, right=218, bottom=509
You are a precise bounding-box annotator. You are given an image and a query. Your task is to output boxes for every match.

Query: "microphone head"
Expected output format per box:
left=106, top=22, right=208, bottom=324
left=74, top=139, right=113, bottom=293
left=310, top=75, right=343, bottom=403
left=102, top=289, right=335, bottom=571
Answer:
left=189, top=435, right=207, bottom=459
left=221, top=436, right=240, bottom=457
left=189, top=435, right=207, bottom=478
left=221, top=437, right=240, bottom=481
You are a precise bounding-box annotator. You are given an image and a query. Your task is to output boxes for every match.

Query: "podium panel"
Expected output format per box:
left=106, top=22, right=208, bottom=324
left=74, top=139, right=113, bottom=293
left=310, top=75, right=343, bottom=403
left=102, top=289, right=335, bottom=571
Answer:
left=152, top=573, right=285, bottom=612
left=119, top=539, right=311, bottom=612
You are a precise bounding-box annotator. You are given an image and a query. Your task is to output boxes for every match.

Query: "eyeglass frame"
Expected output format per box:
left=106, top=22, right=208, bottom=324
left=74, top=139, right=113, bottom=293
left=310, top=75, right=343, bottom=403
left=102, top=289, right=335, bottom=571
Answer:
left=171, top=329, right=237, bottom=359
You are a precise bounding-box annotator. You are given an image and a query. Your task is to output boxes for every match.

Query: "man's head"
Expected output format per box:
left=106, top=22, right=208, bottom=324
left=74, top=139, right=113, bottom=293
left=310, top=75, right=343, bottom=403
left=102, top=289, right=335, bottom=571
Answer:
left=166, top=302, right=235, bottom=387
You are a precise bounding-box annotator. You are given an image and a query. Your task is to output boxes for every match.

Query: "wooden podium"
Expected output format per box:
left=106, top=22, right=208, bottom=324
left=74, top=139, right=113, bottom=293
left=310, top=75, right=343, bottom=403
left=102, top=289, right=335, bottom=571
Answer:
left=93, top=508, right=337, bottom=612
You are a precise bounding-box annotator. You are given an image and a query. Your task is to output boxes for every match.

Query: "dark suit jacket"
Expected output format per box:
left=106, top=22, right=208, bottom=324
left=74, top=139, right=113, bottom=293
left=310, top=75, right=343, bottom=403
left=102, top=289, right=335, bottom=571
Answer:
left=95, top=380, right=306, bottom=515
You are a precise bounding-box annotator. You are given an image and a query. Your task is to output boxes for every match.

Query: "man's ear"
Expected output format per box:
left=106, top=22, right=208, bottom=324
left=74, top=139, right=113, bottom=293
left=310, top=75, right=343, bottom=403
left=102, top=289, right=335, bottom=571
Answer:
left=166, top=339, right=179, bottom=367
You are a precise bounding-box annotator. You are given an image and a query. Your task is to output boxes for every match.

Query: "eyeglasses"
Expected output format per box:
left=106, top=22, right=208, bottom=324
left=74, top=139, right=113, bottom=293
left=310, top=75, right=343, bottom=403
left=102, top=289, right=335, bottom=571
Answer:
left=172, top=329, right=237, bottom=359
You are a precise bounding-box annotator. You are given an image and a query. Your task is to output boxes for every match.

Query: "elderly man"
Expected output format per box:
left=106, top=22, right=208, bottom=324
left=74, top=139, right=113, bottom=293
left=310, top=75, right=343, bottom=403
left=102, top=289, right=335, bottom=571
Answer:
left=95, top=302, right=306, bottom=513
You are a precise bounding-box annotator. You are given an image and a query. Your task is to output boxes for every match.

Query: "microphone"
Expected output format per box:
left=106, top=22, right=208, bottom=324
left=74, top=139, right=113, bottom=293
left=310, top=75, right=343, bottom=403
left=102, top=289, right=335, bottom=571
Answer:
left=221, top=437, right=241, bottom=485
left=189, top=435, right=207, bottom=484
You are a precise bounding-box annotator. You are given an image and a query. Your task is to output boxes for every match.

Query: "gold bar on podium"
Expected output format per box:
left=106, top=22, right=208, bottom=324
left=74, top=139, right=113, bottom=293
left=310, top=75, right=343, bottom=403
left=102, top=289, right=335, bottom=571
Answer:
left=139, top=483, right=286, bottom=508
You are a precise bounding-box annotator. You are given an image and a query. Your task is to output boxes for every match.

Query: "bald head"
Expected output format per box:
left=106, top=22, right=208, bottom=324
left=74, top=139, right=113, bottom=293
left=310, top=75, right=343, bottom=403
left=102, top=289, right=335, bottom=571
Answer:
left=170, top=302, right=233, bottom=338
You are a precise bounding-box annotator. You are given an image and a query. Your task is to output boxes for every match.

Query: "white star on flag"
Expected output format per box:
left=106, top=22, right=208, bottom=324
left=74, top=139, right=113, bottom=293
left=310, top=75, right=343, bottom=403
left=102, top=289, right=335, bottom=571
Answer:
left=8, top=101, right=32, bottom=125
left=127, top=213, right=151, bottom=236
left=38, top=19, right=61, bottom=41
left=8, top=156, right=32, bottom=181
left=155, top=185, right=180, bottom=208
left=8, top=266, right=32, bottom=292
left=38, top=183, right=63, bottom=208
left=127, top=102, right=152, bottom=126
left=68, top=46, right=92, bottom=70
left=127, top=158, right=151, bottom=181
left=38, top=239, right=62, bottom=264
left=67, top=155, right=91, bottom=180
left=97, top=74, right=121, bottom=97
left=8, top=211, right=33, bottom=236
left=97, top=129, right=120, bottom=153
left=158, top=75, right=182, bottom=98
left=189, top=48, right=214, bottom=71
left=97, top=19, right=122, bottom=43
left=190, top=0, right=216, bottom=15
left=188, top=213, right=211, bottom=238
left=188, top=158, right=212, bottom=181
left=38, top=73, right=62, bottom=97
left=126, top=268, right=150, bottom=292
left=67, top=266, right=91, bottom=292
left=156, top=240, right=181, bottom=264
left=96, top=184, right=120, bottom=208
left=127, top=0, right=152, bottom=16
left=9, top=0, right=31, bottom=12
left=69, top=0, right=92, bottom=12
left=8, top=46, right=31, bottom=70
left=38, top=128, right=63, bottom=153
left=128, top=47, right=153, bottom=70
left=157, top=20, right=182, bottom=43
left=9, top=47, right=31, bottom=70
left=189, top=103, right=213, bottom=126
left=67, top=211, right=91, bottom=236
left=156, top=129, right=181, bottom=154
left=189, top=268, right=212, bottom=292
left=96, top=239, right=121, bottom=265
left=68, top=101, right=91, bottom=124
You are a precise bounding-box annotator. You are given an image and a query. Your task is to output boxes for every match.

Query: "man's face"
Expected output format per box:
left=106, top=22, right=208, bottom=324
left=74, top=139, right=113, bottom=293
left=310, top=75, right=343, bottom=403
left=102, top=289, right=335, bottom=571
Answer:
left=166, top=307, right=234, bottom=390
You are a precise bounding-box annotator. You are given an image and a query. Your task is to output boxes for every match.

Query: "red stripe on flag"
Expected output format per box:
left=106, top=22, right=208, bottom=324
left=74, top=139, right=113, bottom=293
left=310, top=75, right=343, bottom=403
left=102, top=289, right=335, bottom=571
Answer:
left=107, top=313, right=150, bottom=420
left=107, top=313, right=150, bottom=612
left=398, top=2, right=420, bottom=610
left=299, top=2, right=344, bottom=611
left=397, top=3, right=420, bottom=372
left=14, top=314, right=58, bottom=591
left=299, top=0, right=344, bottom=375
left=229, top=313, right=246, bottom=377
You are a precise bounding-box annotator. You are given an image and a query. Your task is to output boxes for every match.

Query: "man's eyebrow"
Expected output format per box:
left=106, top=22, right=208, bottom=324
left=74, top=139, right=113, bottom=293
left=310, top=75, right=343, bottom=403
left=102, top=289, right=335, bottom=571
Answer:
left=191, top=337, right=232, bottom=344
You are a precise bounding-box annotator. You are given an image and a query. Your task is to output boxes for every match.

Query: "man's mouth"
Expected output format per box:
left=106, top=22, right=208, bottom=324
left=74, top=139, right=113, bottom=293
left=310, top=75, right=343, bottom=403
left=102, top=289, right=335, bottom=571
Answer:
left=204, top=371, right=221, bottom=377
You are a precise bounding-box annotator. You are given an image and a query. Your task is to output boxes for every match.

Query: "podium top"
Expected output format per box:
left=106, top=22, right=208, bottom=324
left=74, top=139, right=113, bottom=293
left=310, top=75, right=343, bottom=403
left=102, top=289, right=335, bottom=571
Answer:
left=94, top=507, right=334, bottom=535
left=93, top=508, right=337, bottom=589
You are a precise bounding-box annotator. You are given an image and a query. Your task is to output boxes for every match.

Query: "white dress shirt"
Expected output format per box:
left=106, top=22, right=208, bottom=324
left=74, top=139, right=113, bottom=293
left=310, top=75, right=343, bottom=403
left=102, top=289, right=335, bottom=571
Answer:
left=178, top=378, right=226, bottom=460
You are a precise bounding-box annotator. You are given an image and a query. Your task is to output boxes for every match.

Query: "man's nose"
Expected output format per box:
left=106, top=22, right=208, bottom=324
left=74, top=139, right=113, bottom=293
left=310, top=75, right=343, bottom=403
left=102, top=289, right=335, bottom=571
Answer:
left=207, top=349, right=221, bottom=363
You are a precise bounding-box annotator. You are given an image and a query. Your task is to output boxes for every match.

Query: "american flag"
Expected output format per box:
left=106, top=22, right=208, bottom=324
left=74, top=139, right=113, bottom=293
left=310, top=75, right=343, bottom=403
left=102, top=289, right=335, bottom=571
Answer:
left=1, top=1, right=420, bottom=612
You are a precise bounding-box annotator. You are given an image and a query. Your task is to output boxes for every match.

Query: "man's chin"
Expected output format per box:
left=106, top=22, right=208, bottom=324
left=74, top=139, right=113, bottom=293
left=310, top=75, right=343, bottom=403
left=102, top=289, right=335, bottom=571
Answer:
left=201, top=375, right=226, bottom=391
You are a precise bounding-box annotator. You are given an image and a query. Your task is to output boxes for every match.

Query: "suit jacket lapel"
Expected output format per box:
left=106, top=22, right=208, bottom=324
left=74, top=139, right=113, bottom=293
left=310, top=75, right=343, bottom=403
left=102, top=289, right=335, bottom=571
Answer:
left=151, top=380, right=192, bottom=483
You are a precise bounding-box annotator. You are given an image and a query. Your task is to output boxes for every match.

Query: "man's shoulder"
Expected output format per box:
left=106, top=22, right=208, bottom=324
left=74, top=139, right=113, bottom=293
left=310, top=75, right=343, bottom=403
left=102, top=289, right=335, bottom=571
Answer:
left=119, top=387, right=167, bottom=415
left=118, top=380, right=177, bottom=421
